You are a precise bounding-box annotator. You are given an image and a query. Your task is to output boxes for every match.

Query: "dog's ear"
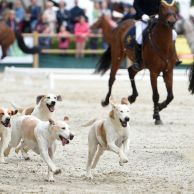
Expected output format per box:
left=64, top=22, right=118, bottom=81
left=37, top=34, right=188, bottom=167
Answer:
left=57, top=95, right=62, bottom=101
left=8, top=109, right=18, bottom=116
left=121, top=97, right=129, bottom=105
left=36, top=95, right=45, bottom=104
left=109, top=96, right=117, bottom=108
left=109, top=110, right=115, bottom=119
left=49, top=119, right=55, bottom=125
left=64, top=116, right=69, bottom=122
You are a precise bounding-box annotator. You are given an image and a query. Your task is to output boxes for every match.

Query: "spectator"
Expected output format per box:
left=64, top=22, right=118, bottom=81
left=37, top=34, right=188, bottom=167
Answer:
left=36, top=14, right=52, bottom=49
left=27, top=0, right=41, bottom=32
left=6, top=10, right=19, bottom=31
left=14, top=0, right=25, bottom=32
left=56, top=0, right=71, bottom=32
left=92, top=2, right=101, bottom=23
left=70, top=0, right=85, bottom=31
left=43, top=1, right=56, bottom=33
left=100, top=1, right=111, bottom=16
left=58, top=25, right=71, bottom=49
left=0, top=0, right=10, bottom=19
left=120, top=4, right=136, bottom=22
left=74, top=15, right=90, bottom=58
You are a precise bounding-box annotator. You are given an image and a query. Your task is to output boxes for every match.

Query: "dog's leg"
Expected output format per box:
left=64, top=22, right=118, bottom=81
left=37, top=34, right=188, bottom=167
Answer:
left=4, top=126, right=22, bottom=157
left=38, top=141, right=61, bottom=175
left=123, top=138, right=130, bottom=155
left=47, top=143, right=56, bottom=182
left=107, top=142, right=128, bottom=164
left=91, top=145, right=104, bottom=169
left=20, top=142, right=30, bottom=160
left=0, top=129, right=11, bottom=163
left=86, top=141, right=98, bottom=179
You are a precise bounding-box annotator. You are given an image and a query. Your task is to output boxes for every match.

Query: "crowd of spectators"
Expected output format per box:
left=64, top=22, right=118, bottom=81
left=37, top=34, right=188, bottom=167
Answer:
left=0, top=0, right=135, bottom=57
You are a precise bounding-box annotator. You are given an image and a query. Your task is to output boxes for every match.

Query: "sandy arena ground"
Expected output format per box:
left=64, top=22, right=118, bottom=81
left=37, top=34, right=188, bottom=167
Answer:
left=0, top=70, right=194, bottom=194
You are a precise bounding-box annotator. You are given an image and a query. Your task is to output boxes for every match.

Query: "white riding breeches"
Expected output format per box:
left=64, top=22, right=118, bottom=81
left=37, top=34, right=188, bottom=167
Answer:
left=135, top=20, right=177, bottom=45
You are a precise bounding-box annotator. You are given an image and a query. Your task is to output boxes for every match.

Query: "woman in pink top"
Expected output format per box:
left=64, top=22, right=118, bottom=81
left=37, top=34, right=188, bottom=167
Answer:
left=58, top=25, right=71, bottom=49
left=74, top=15, right=90, bottom=58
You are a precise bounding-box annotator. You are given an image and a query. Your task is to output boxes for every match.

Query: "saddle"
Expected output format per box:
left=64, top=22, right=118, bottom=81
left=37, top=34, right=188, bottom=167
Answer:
left=124, top=17, right=158, bottom=49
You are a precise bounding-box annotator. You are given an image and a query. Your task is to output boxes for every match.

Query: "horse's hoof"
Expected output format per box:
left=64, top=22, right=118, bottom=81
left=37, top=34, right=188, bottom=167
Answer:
left=155, top=120, right=163, bottom=125
left=128, top=96, right=136, bottom=104
left=101, top=100, right=109, bottom=107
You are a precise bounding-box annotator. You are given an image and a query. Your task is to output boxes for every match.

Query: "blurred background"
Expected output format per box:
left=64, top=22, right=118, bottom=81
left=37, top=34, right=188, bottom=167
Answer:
left=0, top=0, right=193, bottom=69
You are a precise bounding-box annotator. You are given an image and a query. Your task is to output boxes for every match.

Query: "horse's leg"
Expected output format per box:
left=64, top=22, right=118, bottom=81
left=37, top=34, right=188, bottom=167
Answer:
left=158, top=71, right=174, bottom=111
left=101, top=52, right=124, bottom=107
left=150, top=72, right=162, bottom=125
left=127, top=67, right=138, bottom=103
left=101, top=66, right=119, bottom=106
left=1, top=45, right=8, bottom=59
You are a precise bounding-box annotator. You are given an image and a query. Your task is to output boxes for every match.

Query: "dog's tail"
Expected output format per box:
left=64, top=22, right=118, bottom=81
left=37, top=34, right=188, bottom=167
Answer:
left=81, top=118, right=97, bottom=127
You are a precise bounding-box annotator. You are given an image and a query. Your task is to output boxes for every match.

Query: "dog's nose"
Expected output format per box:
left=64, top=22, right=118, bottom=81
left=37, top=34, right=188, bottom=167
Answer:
left=5, top=118, right=10, bottom=123
left=50, top=101, right=56, bottom=106
left=125, top=117, right=130, bottom=122
left=70, top=134, right=74, bottom=140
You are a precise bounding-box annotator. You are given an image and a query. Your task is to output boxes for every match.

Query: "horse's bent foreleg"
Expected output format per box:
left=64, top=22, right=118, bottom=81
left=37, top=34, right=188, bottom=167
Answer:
left=150, top=73, right=162, bottom=125
left=158, top=71, right=174, bottom=111
left=127, top=67, right=138, bottom=103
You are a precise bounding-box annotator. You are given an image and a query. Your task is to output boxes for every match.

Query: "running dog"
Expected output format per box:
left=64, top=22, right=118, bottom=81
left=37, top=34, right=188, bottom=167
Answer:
left=4, top=115, right=74, bottom=182
left=84, top=97, right=131, bottom=179
left=11, top=94, right=62, bottom=159
left=0, top=108, right=18, bottom=163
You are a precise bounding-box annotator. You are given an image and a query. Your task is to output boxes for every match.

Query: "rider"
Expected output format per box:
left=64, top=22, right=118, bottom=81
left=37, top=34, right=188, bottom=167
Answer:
left=132, top=0, right=181, bottom=70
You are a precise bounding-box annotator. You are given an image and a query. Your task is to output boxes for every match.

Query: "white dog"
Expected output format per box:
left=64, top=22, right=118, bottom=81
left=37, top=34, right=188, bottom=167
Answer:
left=0, top=108, right=18, bottom=163
left=4, top=115, right=74, bottom=182
left=12, top=94, right=62, bottom=121
left=11, top=94, right=62, bottom=158
left=84, top=97, right=131, bottom=179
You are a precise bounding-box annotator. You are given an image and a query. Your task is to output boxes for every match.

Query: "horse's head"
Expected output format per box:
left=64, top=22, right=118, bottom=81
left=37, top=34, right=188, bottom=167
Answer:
left=159, top=0, right=177, bottom=28
left=90, top=15, right=109, bottom=30
left=90, top=16, right=103, bottom=30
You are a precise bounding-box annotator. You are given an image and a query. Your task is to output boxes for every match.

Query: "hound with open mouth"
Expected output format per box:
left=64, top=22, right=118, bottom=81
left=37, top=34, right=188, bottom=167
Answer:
left=0, top=108, right=18, bottom=163
left=83, top=97, right=131, bottom=179
left=11, top=94, right=62, bottom=121
left=4, top=116, right=74, bottom=182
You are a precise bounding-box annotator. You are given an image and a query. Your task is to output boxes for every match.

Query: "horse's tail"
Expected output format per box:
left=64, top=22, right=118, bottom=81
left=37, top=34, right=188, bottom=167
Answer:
left=14, top=31, right=41, bottom=54
left=95, top=46, right=111, bottom=75
left=189, top=62, right=194, bottom=94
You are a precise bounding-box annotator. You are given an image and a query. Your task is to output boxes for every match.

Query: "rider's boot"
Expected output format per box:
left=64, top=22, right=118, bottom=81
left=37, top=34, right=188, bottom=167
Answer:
left=132, top=42, right=142, bottom=71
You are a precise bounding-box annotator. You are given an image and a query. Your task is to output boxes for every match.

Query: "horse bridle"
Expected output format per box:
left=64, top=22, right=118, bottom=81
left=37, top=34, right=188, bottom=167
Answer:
left=158, top=9, right=177, bottom=28
left=147, top=15, right=176, bottom=71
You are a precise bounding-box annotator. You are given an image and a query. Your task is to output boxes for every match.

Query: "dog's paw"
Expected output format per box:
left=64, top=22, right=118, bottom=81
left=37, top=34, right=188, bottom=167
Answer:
left=119, top=161, right=124, bottom=166
left=54, top=168, right=61, bottom=175
left=85, top=173, right=93, bottom=180
left=120, top=156, right=128, bottom=164
left=0, top=157, right=7, bottom=163
left=24, top=156, right=30, bottom=161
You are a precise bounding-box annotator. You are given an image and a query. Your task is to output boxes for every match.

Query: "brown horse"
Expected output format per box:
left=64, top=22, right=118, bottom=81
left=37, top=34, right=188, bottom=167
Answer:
left=0, top=21, right=40, bottom=59
left=96, top=1, right=178, bottom=125
left=90, top=15, right=115, bottom=44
